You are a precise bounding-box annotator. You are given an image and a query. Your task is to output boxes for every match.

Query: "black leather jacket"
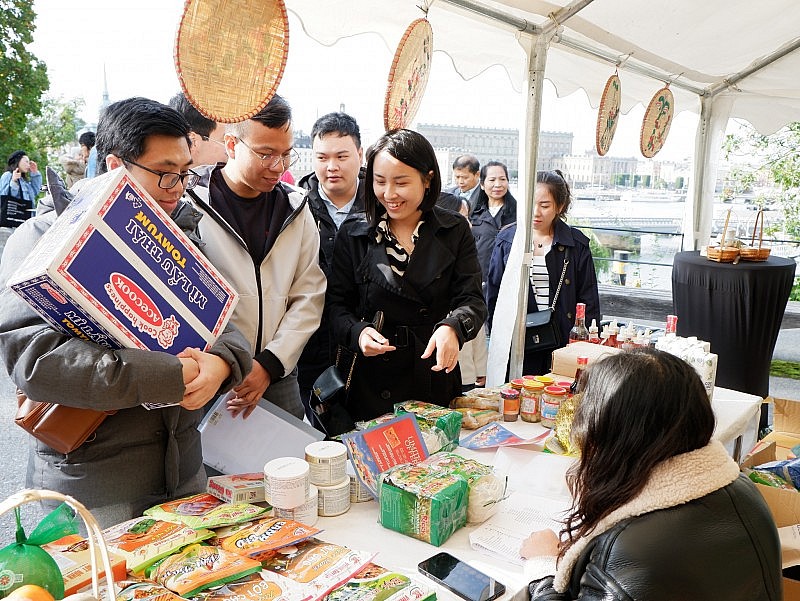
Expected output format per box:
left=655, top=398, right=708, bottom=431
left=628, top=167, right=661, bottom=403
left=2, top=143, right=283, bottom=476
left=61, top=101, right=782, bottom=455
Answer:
left=530, top=474, right=781, bottom=601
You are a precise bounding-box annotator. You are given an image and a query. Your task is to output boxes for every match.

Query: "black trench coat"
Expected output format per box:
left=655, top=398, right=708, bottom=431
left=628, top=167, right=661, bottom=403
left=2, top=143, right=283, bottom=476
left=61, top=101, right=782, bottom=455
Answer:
left=326, top=207, right=487, bottom=421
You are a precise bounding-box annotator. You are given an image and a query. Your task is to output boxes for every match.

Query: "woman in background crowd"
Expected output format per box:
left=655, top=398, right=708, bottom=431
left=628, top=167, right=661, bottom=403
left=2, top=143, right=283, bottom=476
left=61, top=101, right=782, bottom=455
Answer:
left=1, top=150, right=42, bottom=202
left=524, top=348, right=781, bottom=601
left=486, top=169, right=599, bottom=375
left=469, top=160, right=517, bottom=288
left=326, top=129, right=486, bottom=421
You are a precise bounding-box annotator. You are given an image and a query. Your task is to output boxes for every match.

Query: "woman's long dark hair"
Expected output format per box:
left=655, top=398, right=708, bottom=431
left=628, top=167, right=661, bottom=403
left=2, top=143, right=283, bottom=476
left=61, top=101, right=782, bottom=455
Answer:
left=536, top=169, right=572, bottom=219
left=559, top=348, right=715, bottom=558
left=6, top=151, right=29, bottom=181
left=364, top=129, right=441, bottom=226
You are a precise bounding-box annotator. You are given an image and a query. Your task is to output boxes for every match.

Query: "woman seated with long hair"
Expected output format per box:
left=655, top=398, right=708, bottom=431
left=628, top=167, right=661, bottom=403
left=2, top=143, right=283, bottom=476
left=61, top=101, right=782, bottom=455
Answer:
left=525, top=348, right=781, bottom=601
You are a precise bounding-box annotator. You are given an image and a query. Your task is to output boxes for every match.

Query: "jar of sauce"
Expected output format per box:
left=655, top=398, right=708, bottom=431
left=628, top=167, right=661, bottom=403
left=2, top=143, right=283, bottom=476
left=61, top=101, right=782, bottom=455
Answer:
left=540, top=385, right=567, bottom=428
left=520, top=380, right=544, bottom=422
left=501, top=387, right=520, bottom=422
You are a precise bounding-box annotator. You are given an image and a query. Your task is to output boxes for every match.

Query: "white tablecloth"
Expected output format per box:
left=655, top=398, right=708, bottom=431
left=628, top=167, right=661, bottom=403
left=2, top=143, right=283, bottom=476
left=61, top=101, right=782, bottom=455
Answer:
left=315, top=385, right=762, bottom=601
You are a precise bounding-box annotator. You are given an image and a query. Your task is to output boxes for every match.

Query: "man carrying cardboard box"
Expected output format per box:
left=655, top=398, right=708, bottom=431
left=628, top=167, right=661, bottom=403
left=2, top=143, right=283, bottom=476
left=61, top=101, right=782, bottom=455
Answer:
left=187, top=95, right=326, bottom=420
left=0, top=97, right=252, bottom=528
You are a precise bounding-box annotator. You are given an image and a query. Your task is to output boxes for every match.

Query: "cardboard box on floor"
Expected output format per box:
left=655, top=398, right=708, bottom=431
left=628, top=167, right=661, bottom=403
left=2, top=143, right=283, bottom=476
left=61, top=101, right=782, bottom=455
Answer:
left=741, top=397, right=800, bottom=599
left=550, top=341, right=621, bottom=378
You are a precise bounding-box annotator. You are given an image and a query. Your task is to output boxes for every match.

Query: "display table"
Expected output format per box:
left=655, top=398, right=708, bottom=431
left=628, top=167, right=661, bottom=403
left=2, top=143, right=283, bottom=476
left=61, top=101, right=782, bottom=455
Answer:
left=316, top=385, right=762, bottom=601
left=672, top=251, right=795, bottom=408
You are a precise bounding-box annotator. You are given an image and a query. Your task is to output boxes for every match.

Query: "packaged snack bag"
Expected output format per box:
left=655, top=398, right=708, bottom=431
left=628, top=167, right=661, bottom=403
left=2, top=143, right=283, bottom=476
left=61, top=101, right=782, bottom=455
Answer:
left=143, top=493, right=267, bottom=529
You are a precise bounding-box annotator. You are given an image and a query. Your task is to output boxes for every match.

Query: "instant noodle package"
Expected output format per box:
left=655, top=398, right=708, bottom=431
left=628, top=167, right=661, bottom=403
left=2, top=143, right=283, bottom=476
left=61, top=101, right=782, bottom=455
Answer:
left=394, top=400, right=463, bottom=452
left=378, top=463, right=468, bottom=546
left=143, top=493, right=268, bottom=529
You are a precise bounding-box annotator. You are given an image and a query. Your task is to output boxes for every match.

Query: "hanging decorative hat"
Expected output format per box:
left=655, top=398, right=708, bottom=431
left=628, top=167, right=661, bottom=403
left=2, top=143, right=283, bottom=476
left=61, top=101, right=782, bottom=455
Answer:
left=640, top=85, right=674, bottom=158
left=383, top=17, right=433, bottom=130
left=174, top=0, right=290, bottom=123
left=595, top=72, right=621, bottom=156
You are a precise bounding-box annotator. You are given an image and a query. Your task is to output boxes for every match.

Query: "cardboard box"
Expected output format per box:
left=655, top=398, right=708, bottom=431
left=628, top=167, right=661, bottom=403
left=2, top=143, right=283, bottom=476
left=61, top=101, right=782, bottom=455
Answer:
left=8, top=168, right=238, bottom=353
left=207, top=472, right=266, bottom=503
left=550, top=341, right=621, bottom=378
left=43, top=534, right=127, bottom=596
left=741, top=401, right=800, bottom=599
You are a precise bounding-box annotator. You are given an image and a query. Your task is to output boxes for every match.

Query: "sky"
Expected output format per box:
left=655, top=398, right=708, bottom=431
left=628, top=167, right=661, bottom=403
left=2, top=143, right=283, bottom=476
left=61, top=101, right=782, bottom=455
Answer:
left=30, top=0, right=699, bottom=162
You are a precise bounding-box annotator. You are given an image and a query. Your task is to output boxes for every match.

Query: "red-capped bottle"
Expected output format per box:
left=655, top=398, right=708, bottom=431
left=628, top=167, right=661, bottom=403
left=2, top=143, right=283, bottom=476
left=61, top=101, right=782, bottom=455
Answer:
left=569, top=303, right=589, bottom=344
left=570, top=356, right=589, bottom=395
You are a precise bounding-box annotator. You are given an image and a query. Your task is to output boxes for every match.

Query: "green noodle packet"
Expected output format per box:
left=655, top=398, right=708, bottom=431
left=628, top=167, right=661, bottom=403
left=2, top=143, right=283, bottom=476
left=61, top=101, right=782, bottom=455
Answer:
left=143, top=493, right=268, bottom=529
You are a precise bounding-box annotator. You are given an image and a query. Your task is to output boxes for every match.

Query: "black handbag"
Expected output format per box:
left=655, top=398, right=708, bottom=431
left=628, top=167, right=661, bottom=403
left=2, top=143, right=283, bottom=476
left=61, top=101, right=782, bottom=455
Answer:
left=525, top=249, right=569, bottom=353
left=1, top=193, right=33, bottom=228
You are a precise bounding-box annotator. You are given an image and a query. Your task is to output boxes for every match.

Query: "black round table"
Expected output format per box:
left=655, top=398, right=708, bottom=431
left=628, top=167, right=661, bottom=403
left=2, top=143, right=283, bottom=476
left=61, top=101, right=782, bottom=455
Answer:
left=672, top=251, right=795, bottom=421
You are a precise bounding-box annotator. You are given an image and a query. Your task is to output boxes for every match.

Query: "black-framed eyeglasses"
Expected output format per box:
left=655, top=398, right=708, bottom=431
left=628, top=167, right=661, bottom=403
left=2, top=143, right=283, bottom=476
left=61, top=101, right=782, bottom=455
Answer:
left=124, top=159, right=201, bottom=190
left=235, top=137, right=300, bottom=170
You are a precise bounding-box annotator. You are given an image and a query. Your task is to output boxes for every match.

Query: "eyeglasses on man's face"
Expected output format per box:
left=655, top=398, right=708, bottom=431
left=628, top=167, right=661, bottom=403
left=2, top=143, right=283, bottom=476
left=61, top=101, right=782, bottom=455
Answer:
left=124, top=159, right=201, bottom=190
left=235, top=137, right=300, bottom=170
left=200, top=135, right=226, bottom=147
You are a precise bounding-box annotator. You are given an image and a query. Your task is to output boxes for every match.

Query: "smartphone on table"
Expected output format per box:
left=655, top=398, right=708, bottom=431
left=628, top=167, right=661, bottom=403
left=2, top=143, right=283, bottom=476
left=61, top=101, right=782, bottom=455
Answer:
left=418, top=551, right=506, bottom=601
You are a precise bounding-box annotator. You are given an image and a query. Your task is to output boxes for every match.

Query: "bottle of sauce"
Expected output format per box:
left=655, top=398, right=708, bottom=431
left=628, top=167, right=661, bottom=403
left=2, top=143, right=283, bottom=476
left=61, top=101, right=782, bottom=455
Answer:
left=569, top=303, right=589, bottom=344
left=501, top=387, right=520, bottom=422
left=588, top=319, right=600, bottom=344
left=569, top=356, right=588, bottom=395
left=666, top=314, right=678, bottom=336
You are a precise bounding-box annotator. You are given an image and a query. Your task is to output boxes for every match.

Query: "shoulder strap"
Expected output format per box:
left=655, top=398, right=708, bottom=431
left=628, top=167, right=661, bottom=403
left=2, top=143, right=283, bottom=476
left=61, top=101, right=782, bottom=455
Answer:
left=549, top=247, right=570, bottom=311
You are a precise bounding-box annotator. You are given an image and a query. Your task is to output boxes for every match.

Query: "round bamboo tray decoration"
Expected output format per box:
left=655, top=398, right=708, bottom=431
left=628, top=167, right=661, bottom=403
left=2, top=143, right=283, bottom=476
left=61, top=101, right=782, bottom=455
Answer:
left=596, top=72, right=622, bottom=157
left=384, top=18, right=433, bottom=131
left=739, top=208, right=771, bottom=262
left=174, top=0, right=290, bottom=123
left=0, top=490, right=116, bottom=601
left=707, top=208, right=740, bottom=263
left=640, top=85, right=674, bottom=158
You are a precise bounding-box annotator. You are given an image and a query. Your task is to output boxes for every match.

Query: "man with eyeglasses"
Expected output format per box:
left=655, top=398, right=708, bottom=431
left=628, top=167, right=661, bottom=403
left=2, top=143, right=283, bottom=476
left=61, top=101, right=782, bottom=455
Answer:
left=187, top=94, right=325, bottom=421
left=169, top=92, right=228, bottom=170
left=0, top=97, right=251, bottom=527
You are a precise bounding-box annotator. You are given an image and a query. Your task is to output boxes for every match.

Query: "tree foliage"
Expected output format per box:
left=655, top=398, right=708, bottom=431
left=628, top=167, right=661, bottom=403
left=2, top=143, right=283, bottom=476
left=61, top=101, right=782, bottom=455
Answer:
left=0, top=0, right=49, bottom=165
left=723, top=121, right=800, bottom=237
left=27, top=95, right=86, bottom=169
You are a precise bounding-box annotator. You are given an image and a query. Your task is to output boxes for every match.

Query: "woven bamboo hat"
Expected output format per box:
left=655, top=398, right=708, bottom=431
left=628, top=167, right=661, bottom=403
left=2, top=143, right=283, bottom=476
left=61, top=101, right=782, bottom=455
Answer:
left=595, top=73, right=622, bottom=156
left=174, top=0, right=290, bottom=123
left=640, top=85, right=674, bottom=158
left=384, top=18, right=434, bottom=130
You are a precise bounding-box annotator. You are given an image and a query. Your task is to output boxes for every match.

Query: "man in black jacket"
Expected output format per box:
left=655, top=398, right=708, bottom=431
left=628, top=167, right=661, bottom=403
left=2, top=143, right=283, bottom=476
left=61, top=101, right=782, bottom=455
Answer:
left=297, top=112, right=365, bottom=426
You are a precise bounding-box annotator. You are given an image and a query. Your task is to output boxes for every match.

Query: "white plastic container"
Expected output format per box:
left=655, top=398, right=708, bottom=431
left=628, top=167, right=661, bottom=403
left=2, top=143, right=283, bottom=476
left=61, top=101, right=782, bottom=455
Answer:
left=273, top=484, right=318, bottom=526
left=263, top=457, right=310, bottom=509
left=304, top=440, right=347, bottom=486
left=347, top=461, right=373, bottom=503
left=316, top=476, right=351, bottom=516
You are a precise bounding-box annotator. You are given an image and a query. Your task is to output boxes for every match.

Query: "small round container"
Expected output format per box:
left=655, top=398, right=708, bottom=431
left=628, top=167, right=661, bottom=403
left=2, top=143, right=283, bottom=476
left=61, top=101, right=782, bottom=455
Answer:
left=273, top=484, right=318, bottom=526
left=540, top=385, right=567, bottom=428
left=509, top=378, right=524, bottom=391
left=533, top=375, right=554, bottom=387
left=520, top=380, right=544, bottom=422
left=264, top=457, right=310, bottom=509
left=316, top=476, right=351, bottom=517
left=305, top=440, right=347, bottom=486
left=501, top=387, right=520, bottom=422
left=347, top=462, right=373, bottom=503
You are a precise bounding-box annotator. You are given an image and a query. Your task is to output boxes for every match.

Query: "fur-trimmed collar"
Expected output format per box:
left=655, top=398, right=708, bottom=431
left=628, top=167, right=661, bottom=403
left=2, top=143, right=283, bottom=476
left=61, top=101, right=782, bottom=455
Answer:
left=553, top=440, right=740, bottom=592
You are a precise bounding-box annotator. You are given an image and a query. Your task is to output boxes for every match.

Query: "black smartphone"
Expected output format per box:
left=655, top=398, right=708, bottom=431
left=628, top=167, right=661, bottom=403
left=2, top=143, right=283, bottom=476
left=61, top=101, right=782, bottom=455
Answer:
left=418, top=552, right=506, bottom=601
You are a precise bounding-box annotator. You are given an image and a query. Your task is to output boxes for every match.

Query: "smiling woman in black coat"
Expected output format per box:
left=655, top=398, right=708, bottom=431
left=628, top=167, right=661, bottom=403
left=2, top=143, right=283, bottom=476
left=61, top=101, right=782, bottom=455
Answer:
left=325, top=129, right=487, bottom=421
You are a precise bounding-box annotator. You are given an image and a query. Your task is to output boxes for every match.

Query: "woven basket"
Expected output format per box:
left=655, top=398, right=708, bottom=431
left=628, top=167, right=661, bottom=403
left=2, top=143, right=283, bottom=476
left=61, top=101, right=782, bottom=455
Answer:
left=0, top=490, right=116, bottom=601
left=707, top=209, right=739, bottom=263
left=174, top=0, right=289, bottom=123
left=384, top=18, right=433, bottom=130
left=739, top=208, right=771, bottom=262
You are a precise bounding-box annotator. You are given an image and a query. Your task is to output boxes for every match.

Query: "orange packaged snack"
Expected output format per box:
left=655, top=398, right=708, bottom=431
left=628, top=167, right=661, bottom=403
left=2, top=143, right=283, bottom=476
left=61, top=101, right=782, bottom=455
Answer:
left=215, top=517, right=321, bottom=561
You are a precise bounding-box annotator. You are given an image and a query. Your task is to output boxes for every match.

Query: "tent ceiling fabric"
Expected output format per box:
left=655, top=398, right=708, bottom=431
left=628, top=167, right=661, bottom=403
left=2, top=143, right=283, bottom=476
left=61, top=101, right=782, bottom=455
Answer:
left=287, top=0, right=800, bottom=134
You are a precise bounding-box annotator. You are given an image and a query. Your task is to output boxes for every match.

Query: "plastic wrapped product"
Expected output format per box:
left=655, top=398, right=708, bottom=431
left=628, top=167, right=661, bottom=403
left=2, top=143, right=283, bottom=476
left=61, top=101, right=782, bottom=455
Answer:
left=378, top=464, right=468, bottom=546
left=421, top=452, right=506, bottom=523
left=455, top=408, right=502, bottom=430
left=326, top=562, right=436, bottom=601
left=190, top=572, right=311, bottom=601
left=394, top=401, right=463, bottom=451
left=214, top=517, right=321, bottom=561
left=753, top=457, right=800, bottom=489
left=143, top=493, right=268, bottom=529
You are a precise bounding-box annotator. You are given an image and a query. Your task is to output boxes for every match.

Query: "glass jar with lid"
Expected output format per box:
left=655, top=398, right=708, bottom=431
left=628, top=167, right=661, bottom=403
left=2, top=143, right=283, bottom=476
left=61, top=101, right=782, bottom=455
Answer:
left=520, top=380, right=544, bottom=422
left=540, top=385, right=567, bottom=428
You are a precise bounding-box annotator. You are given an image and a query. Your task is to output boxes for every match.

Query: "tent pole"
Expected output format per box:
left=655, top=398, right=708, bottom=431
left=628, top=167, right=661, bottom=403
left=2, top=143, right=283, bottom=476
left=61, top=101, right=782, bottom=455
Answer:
left=509, top=33, right=549, bottom=380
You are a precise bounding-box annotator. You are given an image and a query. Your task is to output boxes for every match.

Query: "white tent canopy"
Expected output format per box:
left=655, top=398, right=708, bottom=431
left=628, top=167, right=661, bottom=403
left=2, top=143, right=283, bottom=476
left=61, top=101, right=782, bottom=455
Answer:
left=287, top=0, right=800, bottom=383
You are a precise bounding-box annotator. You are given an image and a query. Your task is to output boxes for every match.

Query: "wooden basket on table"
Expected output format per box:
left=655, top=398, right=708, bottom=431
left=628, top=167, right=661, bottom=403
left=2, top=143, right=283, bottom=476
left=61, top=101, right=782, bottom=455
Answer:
left=0, top=490, right=116, bottom=601
left=739, top=208, right=771, bottom=262
left=707, top=209, right=740, bottom=263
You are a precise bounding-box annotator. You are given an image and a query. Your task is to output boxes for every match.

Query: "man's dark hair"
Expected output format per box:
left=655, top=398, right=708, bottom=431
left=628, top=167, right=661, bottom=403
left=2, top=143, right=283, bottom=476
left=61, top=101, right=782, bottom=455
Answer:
left=227, top=94, right=292, bottom=137
left=96, top=97, right=191, bottom=175
left=78, top=131, right=96, bottom=149
left=168, top=92, right=217, bottom=138
left=310, top=112, right=361, bottom=148
left=452, top=154, right=479, bottom=173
